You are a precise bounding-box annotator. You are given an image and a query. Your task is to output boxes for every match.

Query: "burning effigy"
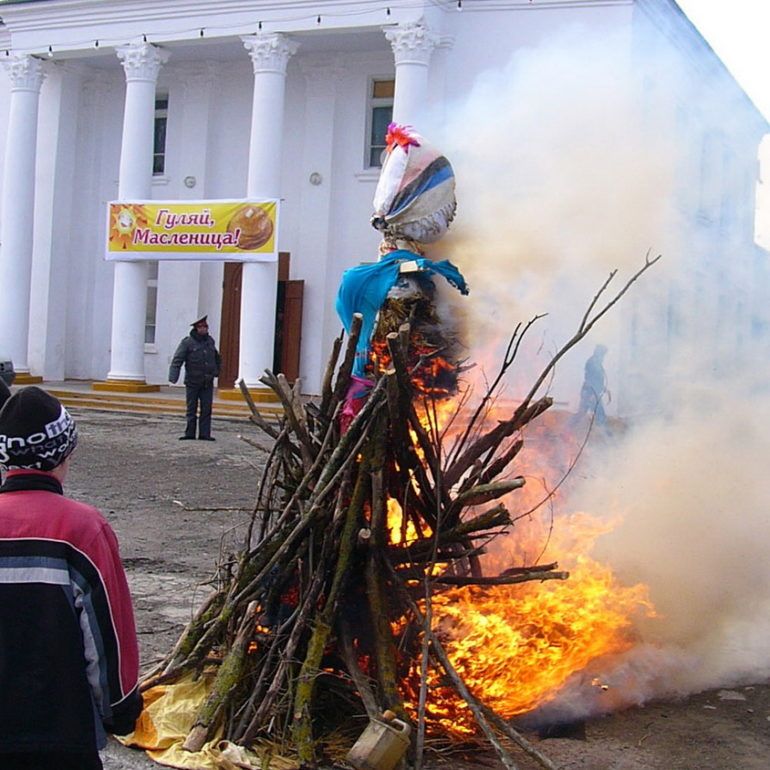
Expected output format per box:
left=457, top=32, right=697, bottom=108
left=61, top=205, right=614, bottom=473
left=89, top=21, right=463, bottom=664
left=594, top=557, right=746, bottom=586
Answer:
left=126, top=125, right=660, bottom=770
left=335, top=124, right=469, bottom=433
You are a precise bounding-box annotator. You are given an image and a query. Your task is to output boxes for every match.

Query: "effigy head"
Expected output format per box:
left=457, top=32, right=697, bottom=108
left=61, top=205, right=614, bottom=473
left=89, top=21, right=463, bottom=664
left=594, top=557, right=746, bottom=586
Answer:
left=371, top=123, right=456, bottom=245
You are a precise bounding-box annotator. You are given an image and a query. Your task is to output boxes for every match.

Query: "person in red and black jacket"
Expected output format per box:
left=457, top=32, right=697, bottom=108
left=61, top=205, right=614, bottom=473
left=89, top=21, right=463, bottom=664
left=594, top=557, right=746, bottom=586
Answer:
left=0, top=387, right=143, bottom=770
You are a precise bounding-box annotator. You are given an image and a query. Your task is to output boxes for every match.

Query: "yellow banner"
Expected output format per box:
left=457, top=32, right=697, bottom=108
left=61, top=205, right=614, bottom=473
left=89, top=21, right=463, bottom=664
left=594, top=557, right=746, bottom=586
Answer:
left=105, top=200, right=279, bottom=261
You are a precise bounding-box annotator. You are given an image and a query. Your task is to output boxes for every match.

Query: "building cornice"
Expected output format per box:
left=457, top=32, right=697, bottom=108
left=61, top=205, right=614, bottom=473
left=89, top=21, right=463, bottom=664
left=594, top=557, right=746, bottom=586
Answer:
left=0, top=0, right=637, bottom=53
left=426, top=0, right=633, bottom=11
left=0, top=0, right=634, bottom=48
left=0, top=0, right=428, bottom=54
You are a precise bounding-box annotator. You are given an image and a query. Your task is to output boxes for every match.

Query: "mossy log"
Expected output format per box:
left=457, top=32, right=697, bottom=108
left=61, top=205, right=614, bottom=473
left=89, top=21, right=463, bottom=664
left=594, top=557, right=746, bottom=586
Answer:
left=292, top=443, right=371, bottom=763
left=182, top=602, right=261, bottom=752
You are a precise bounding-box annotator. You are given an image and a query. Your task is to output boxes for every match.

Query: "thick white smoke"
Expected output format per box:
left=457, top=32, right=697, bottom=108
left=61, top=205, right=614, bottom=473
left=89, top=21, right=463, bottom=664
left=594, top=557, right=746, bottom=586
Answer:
left=521, top=377, right=770, bottom=721
left=425, top=22, right=770, bottom=708
left=432, top=25, right=680, bottom=406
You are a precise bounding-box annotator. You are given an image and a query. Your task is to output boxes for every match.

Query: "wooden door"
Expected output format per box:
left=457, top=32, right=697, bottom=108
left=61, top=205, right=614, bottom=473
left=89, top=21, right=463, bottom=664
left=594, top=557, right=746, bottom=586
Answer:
left=274, top=280, right=304, bottom=382
left=219, top=262, right=242, bottom=389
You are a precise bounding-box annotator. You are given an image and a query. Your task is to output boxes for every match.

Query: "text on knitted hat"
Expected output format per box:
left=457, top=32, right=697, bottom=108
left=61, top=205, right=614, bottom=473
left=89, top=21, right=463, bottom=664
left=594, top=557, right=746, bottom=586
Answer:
left=0, top=386, right=78, bottom=471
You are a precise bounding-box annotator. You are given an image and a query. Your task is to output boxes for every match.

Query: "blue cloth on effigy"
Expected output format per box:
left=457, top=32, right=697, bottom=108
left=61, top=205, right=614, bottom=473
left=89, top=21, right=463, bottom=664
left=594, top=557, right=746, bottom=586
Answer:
left=335, top=249, right=469, bottom=376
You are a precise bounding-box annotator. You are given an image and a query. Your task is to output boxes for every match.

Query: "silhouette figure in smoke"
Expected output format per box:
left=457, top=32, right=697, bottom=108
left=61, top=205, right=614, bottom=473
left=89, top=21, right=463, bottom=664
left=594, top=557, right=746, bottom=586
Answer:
left=574, top=344, right=610, bottom=427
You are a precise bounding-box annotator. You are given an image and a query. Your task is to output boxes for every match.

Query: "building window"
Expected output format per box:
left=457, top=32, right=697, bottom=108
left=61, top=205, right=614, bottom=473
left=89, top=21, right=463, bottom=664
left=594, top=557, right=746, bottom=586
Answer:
left=366, top=78, right=394, bottom=168
left=145, top=261, right=158, bottom=344
left=153, top=96, right=168, bottom=175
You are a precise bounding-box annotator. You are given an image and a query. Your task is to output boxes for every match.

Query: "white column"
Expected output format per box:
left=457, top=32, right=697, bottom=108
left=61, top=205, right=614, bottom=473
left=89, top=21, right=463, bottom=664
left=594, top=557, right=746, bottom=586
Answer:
left=106, top=43, right=169, bottom=383
left=384, top=22, right=439, bottom=126
left=239, top=32, right=298, bottom=388
left=0, top=55, right=45, bottom=375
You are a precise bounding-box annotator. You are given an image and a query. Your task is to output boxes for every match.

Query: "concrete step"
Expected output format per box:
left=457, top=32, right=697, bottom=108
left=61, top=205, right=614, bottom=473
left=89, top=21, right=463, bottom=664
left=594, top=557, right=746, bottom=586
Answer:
left=46, top=388, right=282, bottom=421
left=48, top=388, right=249, bottom=412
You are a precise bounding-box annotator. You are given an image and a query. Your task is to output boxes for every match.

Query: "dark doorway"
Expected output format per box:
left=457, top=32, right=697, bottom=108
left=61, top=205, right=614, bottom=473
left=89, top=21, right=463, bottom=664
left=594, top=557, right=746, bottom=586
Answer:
left=218, top=262, right=242, bottom=389
left=274, top=279, right=304, bottom=383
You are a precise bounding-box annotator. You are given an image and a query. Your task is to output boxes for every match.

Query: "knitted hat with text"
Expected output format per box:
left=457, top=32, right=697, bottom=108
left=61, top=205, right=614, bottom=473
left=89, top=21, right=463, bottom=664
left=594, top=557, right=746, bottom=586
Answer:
left=0, top=386, right=78, bottom=471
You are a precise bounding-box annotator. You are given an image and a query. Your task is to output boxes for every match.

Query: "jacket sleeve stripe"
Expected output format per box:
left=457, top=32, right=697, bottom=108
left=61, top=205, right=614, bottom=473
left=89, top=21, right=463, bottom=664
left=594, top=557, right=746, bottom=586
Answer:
left=0, top=554, right=70, bottom=585
left=0, top=537, right=136, bottom=711
left=69, top=557, right=126, bottom=712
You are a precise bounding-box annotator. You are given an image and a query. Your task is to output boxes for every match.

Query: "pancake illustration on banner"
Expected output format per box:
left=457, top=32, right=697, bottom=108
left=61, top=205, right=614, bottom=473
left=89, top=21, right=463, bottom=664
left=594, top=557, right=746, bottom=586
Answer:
left=227, top=204, right=273, bottom=250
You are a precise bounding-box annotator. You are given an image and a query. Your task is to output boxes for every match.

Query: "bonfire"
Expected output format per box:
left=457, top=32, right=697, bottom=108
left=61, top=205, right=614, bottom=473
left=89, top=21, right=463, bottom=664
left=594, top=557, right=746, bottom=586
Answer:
left=137, top=125, right=660, bottom=770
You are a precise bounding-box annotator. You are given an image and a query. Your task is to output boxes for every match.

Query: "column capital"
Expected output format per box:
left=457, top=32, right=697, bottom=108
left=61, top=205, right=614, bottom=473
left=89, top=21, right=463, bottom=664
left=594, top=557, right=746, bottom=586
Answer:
left=241, top=33, right=299, bottom=76
left=2, top=54, right=45, bottom=93
left=384, top=22, right=440, bottom=66
left=116, top=43, right=170, bottom=83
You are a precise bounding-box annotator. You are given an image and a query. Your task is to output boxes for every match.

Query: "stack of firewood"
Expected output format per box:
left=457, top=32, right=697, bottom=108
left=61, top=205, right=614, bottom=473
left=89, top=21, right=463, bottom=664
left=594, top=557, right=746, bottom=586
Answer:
left=142, top=256, right=658, bottom=770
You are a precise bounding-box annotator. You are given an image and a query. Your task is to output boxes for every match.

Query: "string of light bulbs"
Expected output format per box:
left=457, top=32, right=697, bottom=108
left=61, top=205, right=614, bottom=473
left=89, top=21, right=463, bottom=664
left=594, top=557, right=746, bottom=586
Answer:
left=0, top=0, right=428, bottom=59
left=0, top=0, right=542, bottom=59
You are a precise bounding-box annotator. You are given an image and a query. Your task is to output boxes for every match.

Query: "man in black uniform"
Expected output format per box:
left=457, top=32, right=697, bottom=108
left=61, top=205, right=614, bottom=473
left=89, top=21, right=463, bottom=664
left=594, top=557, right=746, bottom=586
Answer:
left=169, top=315, right=221, bottom=441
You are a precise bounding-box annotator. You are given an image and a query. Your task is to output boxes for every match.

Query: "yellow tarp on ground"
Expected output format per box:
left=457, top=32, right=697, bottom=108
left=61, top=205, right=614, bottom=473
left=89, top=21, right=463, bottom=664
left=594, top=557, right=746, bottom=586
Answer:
left=118, top=674, right=298, bottom=770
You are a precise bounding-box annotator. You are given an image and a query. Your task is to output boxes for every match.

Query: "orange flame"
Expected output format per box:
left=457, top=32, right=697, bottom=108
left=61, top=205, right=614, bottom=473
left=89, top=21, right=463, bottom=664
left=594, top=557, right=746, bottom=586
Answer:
left=396, top=404, right=656, bottom=735
left=387, top=498, right=430, bottom=546
left=370, top=334, right=655, bottom=736
left=369, top=338, right=458, bottom=399
left=402, top=553, right=653, bottom=735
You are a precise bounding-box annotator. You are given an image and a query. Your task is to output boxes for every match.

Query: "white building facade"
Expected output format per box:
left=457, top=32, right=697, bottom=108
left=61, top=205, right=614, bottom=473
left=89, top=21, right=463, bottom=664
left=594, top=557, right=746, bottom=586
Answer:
left=0, top=0, right=766, bottom=406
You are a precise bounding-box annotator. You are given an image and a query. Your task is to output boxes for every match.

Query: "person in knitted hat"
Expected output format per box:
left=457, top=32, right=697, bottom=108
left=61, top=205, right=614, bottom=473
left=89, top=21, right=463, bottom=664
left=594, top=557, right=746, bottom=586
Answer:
left=0, top=387, right=143, bottom=770
left=0, top=385, right=78, bottom=472
left=169, top=314, right=221, bottom=441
